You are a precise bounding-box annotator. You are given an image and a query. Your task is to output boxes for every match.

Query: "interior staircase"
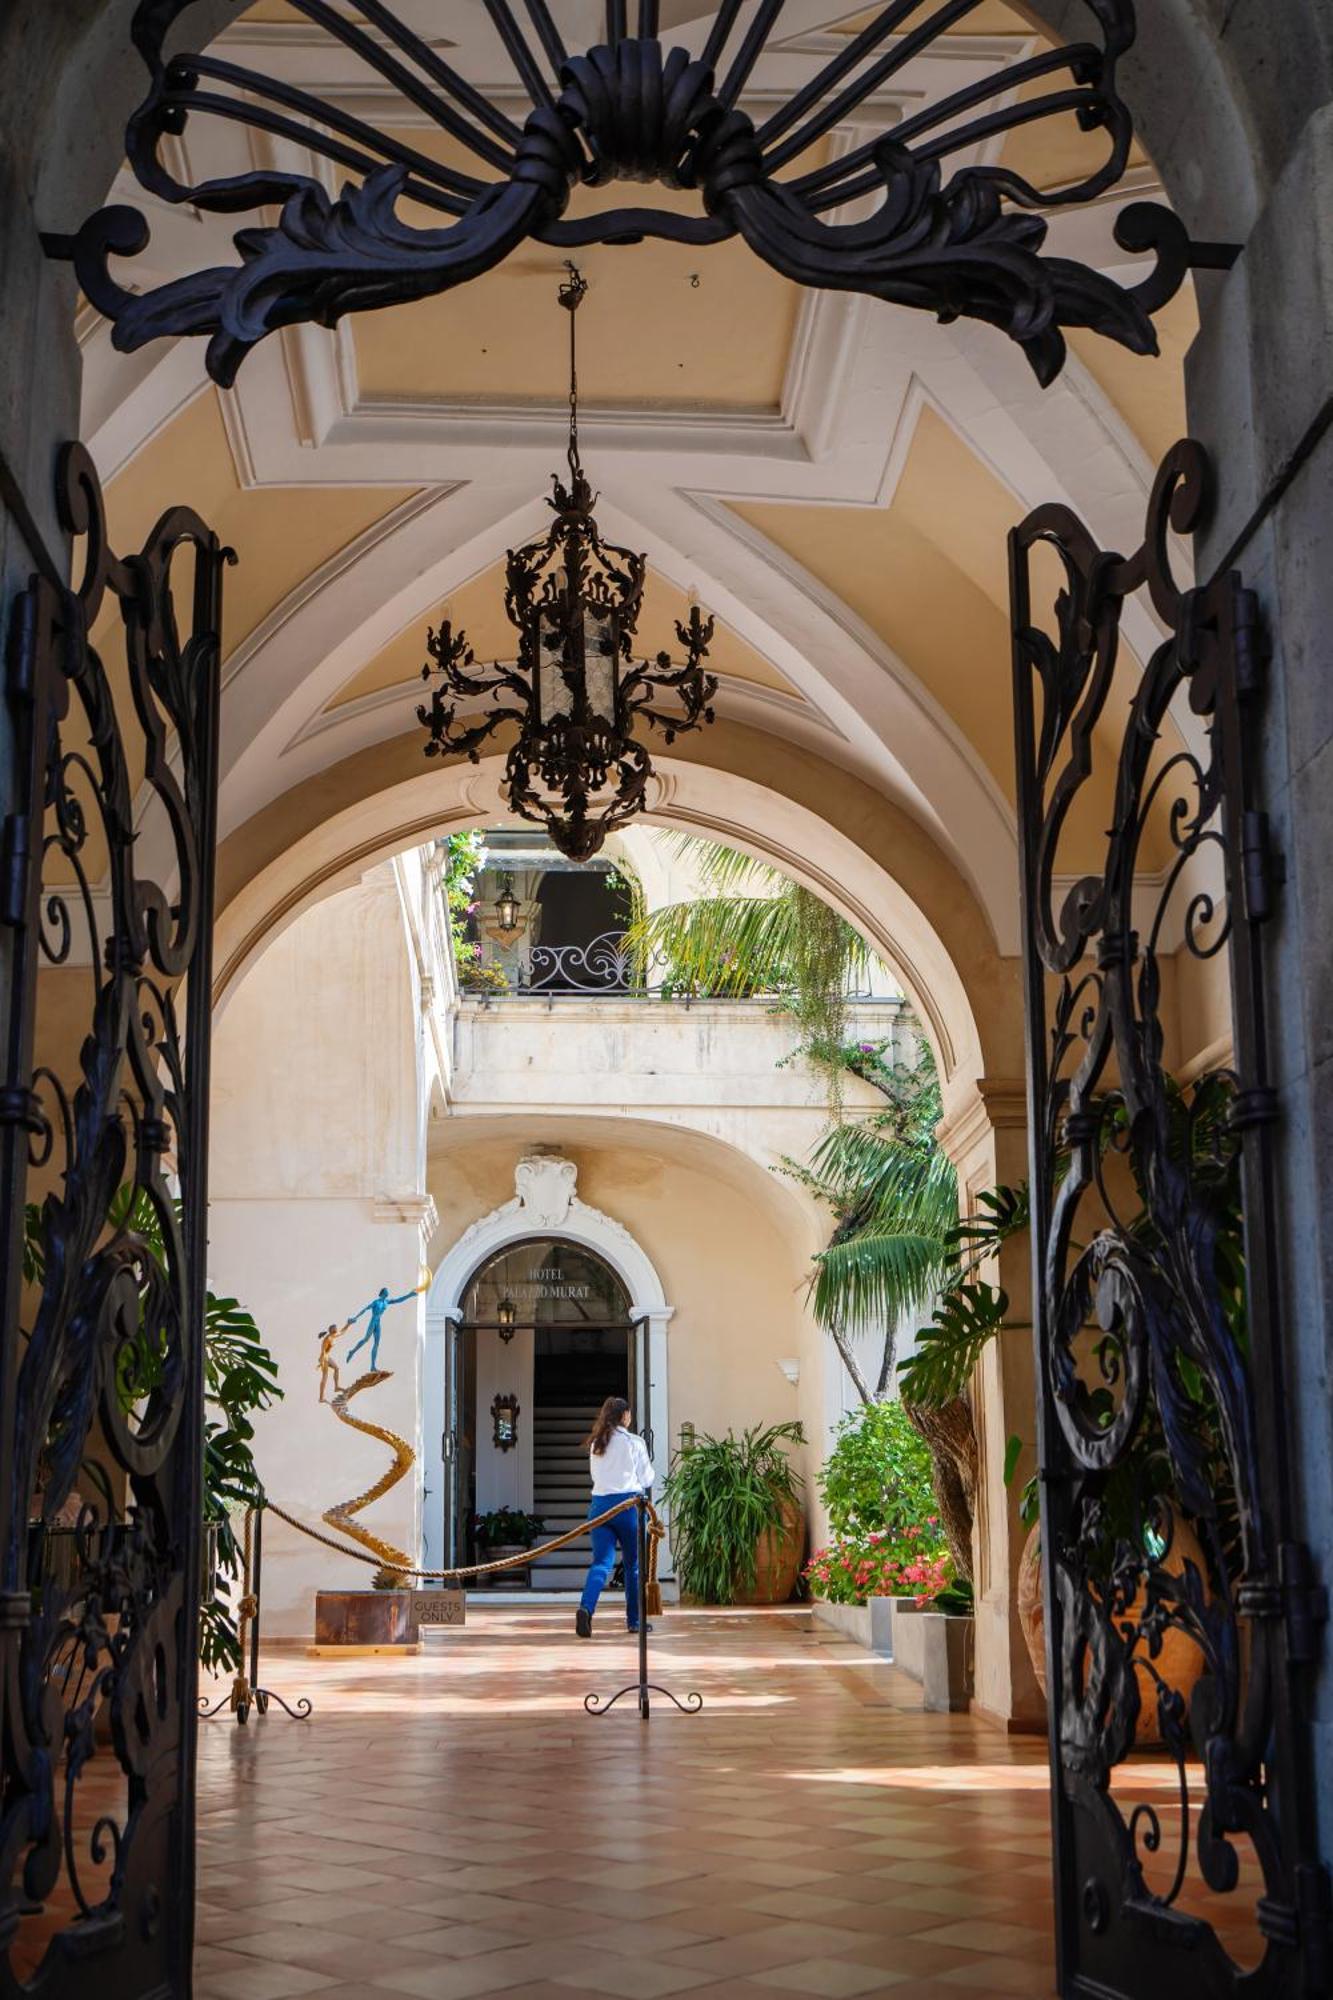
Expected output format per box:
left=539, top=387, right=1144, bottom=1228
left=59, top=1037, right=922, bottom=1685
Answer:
left=529, top=1403, right=599, bottom=1589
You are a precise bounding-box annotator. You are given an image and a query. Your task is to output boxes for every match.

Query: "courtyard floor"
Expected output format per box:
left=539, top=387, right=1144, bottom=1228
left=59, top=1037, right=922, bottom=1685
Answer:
left=195, top=1605, right=1057, bottom=2000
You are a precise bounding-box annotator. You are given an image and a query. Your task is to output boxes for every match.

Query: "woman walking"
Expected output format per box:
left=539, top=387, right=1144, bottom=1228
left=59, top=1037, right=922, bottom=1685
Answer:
left=576, top=1396, right=654, bottom=1637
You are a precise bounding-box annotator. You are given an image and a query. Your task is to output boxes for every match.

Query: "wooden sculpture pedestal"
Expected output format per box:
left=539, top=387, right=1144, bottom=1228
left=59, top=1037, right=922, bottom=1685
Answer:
left=311, top=1588, right=465, bottom=1656
left=312, top=1589, right=417, bottom=1656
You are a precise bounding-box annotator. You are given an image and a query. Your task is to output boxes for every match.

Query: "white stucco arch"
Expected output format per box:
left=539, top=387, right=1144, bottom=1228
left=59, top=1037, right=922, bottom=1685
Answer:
left=420, top=1153, right=674, bottom=1576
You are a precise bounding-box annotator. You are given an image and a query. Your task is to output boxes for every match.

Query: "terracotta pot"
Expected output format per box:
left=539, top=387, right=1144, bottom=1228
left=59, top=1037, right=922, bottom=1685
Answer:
left=487, top=1542, right=531, bottom=1589
left=733, top=1499, right=805, bottom=1606
left=1017, top=1511, right=1209, bottom=1745
left=1018, top=1521, right=1046, bottom=1693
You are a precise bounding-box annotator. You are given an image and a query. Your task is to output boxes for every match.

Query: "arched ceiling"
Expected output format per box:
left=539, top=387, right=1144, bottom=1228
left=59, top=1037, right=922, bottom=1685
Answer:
left=83, top=0, right=1202, bottom=959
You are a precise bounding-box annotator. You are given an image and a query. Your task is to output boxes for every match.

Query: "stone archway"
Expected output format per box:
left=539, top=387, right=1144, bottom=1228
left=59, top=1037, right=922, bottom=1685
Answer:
left=3, top=8, right=1333, bottom=1995
left=423, top=1151, right=673, bottom=1576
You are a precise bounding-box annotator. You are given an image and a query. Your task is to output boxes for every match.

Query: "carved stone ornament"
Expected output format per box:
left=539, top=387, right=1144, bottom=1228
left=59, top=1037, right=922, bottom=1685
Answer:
left=514, top=1153, right=578, bottom=1230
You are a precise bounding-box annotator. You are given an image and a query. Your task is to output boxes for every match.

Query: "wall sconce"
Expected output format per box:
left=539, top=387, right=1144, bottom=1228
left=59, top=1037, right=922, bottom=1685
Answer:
left=678, top=1422, right=696, bottom=1454
left=776, top=1359, right=800, bottom=1387
left=496, top=1296, right=517, bottom=1342
left=491, top=1393, right=520, bottom=1452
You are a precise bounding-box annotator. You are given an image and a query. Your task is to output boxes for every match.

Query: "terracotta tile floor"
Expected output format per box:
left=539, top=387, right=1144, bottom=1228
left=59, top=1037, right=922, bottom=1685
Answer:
left=195, top=1608, right=1060, bottom=2000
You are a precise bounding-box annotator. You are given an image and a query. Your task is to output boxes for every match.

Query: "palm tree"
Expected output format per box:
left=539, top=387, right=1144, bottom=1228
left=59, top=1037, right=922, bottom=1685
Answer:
left=630, top=839, right=957, bottom=1365
left=625, top=838, right=871, bottom=1104
left=782, top=1057, right=952, bottom=1381
left=630, top=839, right=999, bottom=1577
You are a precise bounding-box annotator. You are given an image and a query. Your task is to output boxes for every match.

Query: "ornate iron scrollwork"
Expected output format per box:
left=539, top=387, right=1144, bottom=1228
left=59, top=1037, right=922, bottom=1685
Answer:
left=0, top=447, right=230, bottom=1992
left=1011, top=442, right=1329, bottom=1996
left=47, top=0, right=1233, bottom=388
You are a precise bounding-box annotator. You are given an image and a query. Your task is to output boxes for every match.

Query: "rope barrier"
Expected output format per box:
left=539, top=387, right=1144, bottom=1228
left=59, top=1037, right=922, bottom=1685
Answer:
left=263, top=1494, right=665, bottom=1610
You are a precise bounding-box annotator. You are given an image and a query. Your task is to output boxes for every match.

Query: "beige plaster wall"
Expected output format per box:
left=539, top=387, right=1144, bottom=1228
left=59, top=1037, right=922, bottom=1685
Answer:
left=206, top=867, right=431, bottom=1635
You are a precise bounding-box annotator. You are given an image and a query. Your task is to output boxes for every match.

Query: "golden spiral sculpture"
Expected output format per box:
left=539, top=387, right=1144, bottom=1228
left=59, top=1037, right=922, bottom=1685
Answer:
left=321, top=1368, right=417, bottom=1585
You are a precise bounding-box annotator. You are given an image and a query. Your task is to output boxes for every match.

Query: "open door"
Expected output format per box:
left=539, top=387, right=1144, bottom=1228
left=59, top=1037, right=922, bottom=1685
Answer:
left=631, top=1314, right=653, bottom=1458
left=441, top=1316, right=467, bottom=1570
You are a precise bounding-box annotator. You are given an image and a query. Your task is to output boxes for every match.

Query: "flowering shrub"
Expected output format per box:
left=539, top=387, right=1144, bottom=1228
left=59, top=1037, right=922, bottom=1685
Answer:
left=803, top=1522, right=950, bottom=1606
left=817, top=1400, right=937, bottom=1543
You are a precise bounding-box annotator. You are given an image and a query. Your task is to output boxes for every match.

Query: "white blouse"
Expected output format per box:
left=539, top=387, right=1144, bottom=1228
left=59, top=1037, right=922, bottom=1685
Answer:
left=589, top=1427, right=655, bottom=1496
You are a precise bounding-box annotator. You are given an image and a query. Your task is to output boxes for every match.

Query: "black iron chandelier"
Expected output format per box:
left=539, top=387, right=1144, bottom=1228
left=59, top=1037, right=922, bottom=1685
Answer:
left=417, top=268, right=717, bottom=861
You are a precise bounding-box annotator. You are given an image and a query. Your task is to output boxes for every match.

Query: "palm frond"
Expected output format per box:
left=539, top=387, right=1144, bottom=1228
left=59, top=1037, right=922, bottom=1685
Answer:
left=661, top=831, right=782, bottom=894
left=625, top=892, right=803, bottom=994
left=810, top=1226, right=953, bottom=1332
left=809, top=1122, right=958, bottom=1238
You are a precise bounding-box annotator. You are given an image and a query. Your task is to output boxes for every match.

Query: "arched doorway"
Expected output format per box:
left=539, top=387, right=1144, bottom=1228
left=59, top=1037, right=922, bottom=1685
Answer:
left=424, top=1154, right=672, bottom=1579
left=453, top=1238, right=633, bottom=1589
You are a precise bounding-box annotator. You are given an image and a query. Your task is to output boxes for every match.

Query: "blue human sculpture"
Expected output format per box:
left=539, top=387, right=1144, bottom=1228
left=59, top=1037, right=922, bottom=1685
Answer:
left=344, top=1284, right=415, bottom=1373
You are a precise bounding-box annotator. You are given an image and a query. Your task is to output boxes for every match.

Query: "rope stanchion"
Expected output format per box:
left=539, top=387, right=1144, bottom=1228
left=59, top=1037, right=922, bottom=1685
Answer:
left=262, top=1494, right=701, bottom=1720
left=264, top=1494, right=664, bottom=1585
left=199, top=1501, right=313, bottom=1725
left=583, top=1497, right=702, bottom=1721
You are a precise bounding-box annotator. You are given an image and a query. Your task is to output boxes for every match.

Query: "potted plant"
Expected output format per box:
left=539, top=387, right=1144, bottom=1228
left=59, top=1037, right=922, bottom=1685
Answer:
left=663, top=1422, right=805, bottom=1605
left=473, top=1507, right=545, bottom=1589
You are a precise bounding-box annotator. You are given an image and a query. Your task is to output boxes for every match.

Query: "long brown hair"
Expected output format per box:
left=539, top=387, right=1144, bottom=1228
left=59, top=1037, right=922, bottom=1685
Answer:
left=584, top=1396, right=631, bottom=1455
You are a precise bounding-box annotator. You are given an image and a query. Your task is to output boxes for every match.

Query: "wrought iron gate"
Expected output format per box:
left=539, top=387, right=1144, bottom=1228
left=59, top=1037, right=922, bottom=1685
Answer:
left=0, top=445, right=229, bottom=1995
left=1010, top=441, right=1329, bottom=1996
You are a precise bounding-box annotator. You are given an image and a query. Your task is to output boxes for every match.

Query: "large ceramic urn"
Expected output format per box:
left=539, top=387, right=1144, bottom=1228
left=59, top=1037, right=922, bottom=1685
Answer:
left=1017, top=1508, right=1209, bottom=1746
left=732, top=1498, right=806, bottom=1606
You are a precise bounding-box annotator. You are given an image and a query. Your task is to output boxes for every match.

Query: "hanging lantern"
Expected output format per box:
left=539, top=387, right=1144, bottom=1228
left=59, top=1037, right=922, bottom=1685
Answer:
left=417, top=267, right=718, bottom=861
left=496, top=1297, right=517, bottom=1342
left=494, top=874, right=520, bottom=935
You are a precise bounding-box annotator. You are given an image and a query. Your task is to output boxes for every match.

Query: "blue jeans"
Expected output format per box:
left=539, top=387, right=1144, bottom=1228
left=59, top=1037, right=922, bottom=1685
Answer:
left=580, top=1491, right=642, bottom=1627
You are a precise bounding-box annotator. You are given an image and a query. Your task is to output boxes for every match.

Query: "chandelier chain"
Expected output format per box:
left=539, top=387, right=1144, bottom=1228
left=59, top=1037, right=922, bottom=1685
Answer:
left=559, top=261, right=587, bottom=488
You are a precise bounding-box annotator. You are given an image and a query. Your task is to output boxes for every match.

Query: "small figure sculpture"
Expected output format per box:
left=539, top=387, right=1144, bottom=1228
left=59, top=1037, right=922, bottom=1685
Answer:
left=316, top=1322, right=347, bottom=1403
left=315, top=1270, right=433, bottom=1586
left=344, top=1284, right=416, bottom=1373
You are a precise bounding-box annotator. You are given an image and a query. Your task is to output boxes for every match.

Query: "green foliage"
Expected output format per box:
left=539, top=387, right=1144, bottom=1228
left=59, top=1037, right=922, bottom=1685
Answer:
left=199, top=1295, right=282, bottom=1673
left=931, top=1576, right=975, bottom=1616
left=663, top=1421, right=804, bottom=1605
left=473, top=1507, right=545, bottom=1550
left=817, top=1399, right=938, bottom=1542
left=788, top=1046, right=959, bottom=1349
left=898, top=1281, right=1010, bottom=1407
left=896, top=1181, right=1030, bottom=1408
left=622, top=836, right=874, bottom=1100
left=458, top=959, right=511, bottom=995
left=444, top=830, right=508, bottom=994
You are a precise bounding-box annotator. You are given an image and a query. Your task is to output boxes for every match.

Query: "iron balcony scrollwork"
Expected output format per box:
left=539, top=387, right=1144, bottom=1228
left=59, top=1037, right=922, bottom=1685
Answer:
left=1010, top=441, right=1329, bottom=1998
left=0, top=446, right=231, bottom=1994
left=48, top=0, right=1234, bottom=389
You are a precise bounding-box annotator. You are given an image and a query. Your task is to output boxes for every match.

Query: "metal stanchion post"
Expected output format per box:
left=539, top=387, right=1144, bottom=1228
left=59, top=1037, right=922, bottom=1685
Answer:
left=199, top=1500, right=313, bottom=1725
left=584, top=1498, right=702, bottom=1720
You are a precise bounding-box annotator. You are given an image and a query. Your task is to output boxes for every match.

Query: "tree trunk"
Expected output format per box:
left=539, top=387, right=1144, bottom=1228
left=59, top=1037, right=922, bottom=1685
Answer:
left=874, top=1326, right=896, bottom=1399
left=829, top=1320, right=874, bottom=1405
left=902, top=1392, right=977, bottom=1584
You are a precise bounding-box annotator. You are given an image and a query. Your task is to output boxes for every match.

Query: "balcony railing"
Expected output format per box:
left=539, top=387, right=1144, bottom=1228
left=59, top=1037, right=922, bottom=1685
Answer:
left=460, top=930, right=899, bottom=1003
